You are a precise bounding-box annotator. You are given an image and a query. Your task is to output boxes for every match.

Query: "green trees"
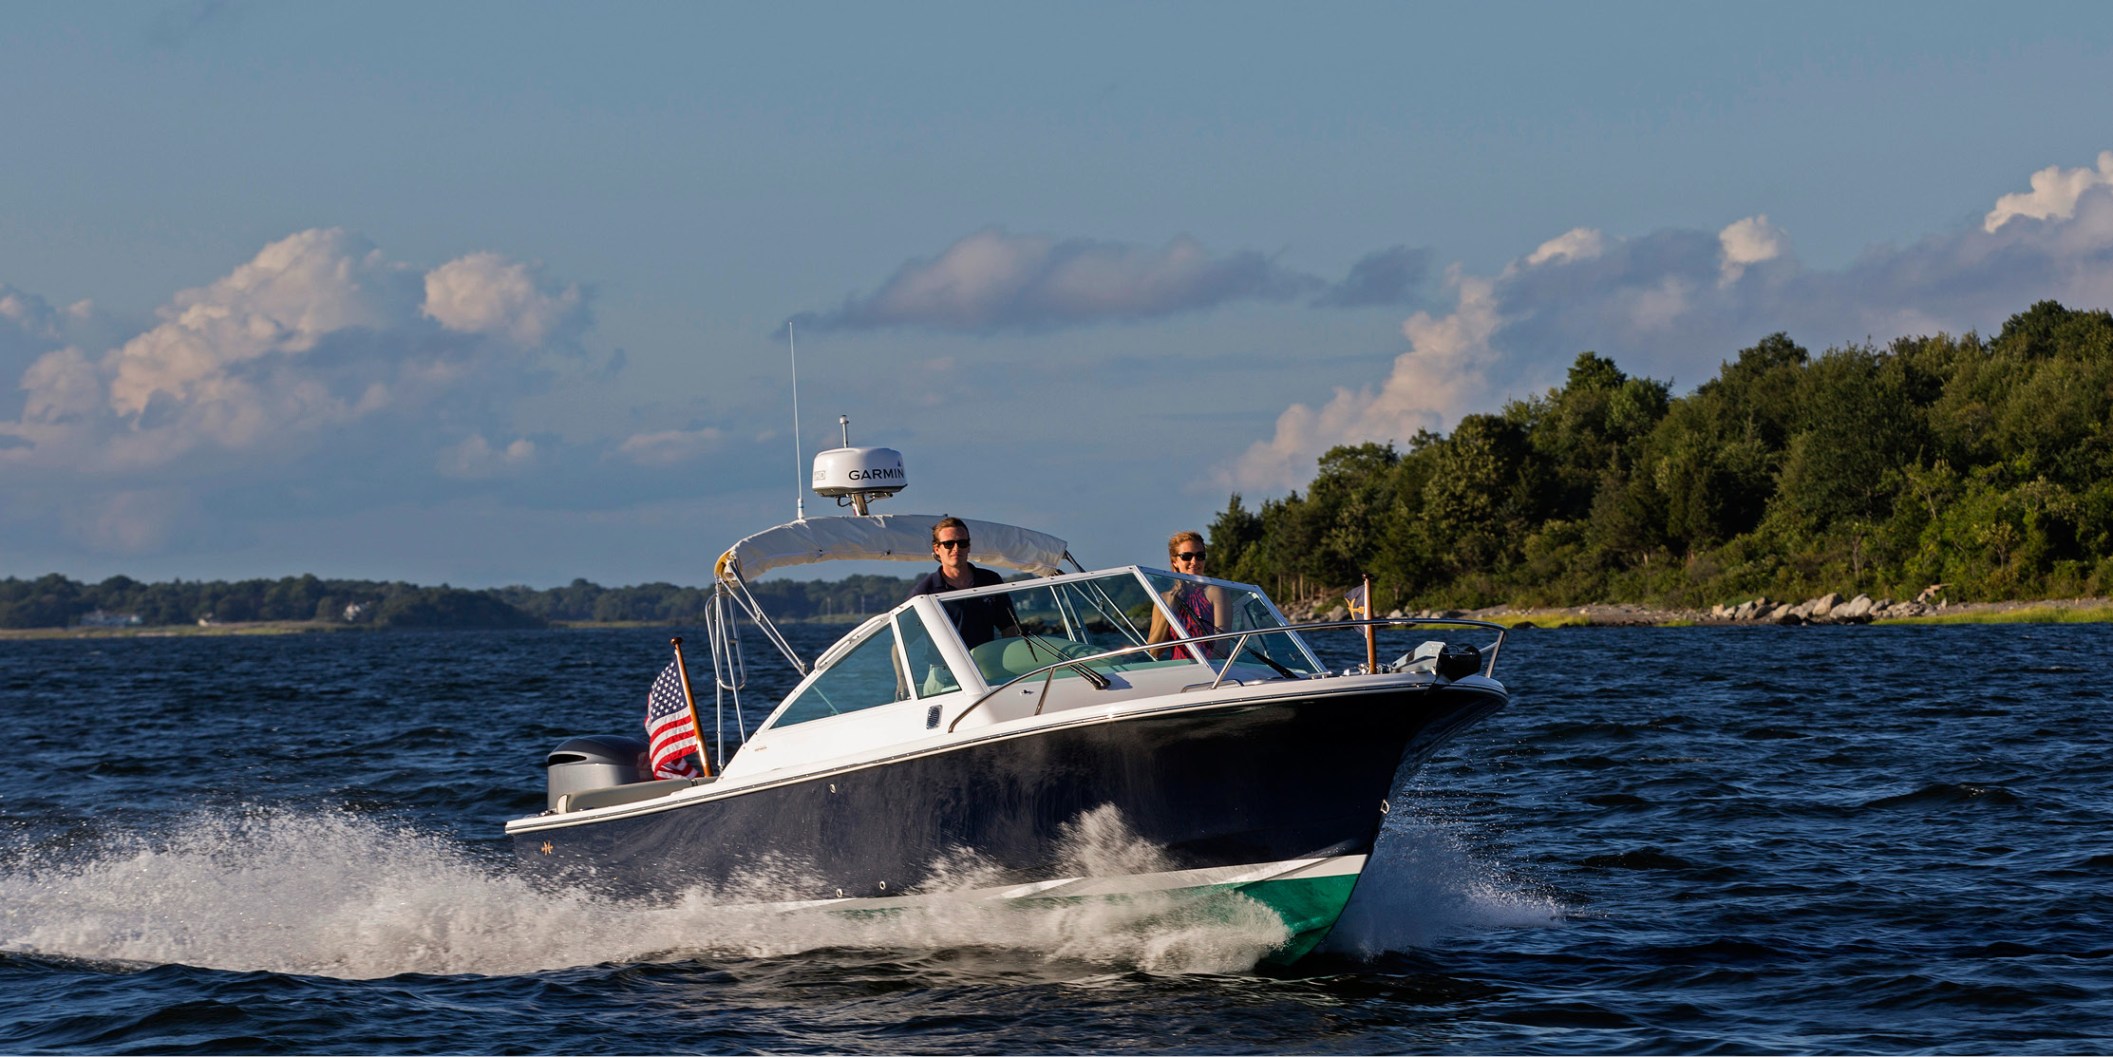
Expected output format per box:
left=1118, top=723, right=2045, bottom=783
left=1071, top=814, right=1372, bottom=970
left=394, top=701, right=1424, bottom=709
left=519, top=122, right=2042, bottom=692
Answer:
left=374, top=587, right=547, bottom=628
left=0, top=574, right=80, bottom=629
left=1206, top=301, right=2113, bottom=609
left=8, top=300, right=2111, bottom=626
left=0, top=573, right=930, bottom=628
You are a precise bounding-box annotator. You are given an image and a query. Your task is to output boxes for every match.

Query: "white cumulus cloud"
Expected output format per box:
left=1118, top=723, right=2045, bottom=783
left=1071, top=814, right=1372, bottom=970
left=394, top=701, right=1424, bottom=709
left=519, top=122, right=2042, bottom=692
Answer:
left=97, top=228, right=414, bottom=424
left=1525, top=227, right=1607, bottom=266
left=616, top=427, right=724, bottom=467
left=1224, top=271, right=1500, bottom=492
left=1718, top=214, right=1788, bottom=285
left=424, top=252, right=586, bottom=346
left=1224, top=150, right=2113, bottom=495
left=800, top=227, right=1321, bottom=332
left=0, top=229, right=597, bottom=477
left=0, top=229, right=626, bottom=565
left=438, top=434, right=538, bottom=479
left=1984, top=150, right=2113, bottom=232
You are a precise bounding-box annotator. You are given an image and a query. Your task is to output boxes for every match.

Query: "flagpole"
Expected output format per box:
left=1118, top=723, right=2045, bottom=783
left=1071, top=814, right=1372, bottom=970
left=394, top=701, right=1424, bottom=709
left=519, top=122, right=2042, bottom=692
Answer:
left=1362, top=575, right=1377, bottom=674
left=671, top=636, right=713, bottom=778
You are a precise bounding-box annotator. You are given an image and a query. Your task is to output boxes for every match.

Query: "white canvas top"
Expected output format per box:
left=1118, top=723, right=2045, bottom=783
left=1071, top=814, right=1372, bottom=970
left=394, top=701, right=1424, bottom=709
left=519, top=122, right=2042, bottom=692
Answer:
left=714, top=514, right=1073, bottom=583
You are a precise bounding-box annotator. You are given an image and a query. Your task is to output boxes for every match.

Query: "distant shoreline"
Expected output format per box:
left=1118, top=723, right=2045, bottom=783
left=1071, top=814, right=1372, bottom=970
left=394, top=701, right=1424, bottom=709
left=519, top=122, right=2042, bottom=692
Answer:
left=5, top=598, right=2109, bottom=640
left=0, top=611, right=886, bottom=640
left=1439, top=597, right=2113, bottom=628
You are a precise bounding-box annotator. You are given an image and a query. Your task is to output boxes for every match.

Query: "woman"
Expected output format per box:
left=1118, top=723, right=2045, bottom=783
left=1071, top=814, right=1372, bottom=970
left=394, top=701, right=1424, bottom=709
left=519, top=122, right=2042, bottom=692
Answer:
left=1147, top=530, right=1230, bottom=659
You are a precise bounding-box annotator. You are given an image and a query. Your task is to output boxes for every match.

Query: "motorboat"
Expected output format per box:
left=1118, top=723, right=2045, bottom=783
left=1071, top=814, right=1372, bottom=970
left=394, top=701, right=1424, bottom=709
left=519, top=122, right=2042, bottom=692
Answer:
left=506, top=441, right=1510, bottom=963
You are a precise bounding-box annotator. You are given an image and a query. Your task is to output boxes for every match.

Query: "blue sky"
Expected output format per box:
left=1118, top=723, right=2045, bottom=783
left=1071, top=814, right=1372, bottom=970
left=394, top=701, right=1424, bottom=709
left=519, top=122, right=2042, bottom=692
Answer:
left=5, top=1, right=2113, bottom=588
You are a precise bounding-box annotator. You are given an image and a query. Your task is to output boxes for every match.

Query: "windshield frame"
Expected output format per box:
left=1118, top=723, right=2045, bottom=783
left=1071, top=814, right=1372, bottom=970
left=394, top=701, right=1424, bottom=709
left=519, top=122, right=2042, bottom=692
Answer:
left=920, top=565, right=1324, bottom=679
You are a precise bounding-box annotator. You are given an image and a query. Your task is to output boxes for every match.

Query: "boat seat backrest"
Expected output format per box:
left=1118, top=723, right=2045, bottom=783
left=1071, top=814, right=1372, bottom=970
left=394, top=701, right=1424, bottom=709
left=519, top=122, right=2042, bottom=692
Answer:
left=969, top=635, right=1105, bottom=685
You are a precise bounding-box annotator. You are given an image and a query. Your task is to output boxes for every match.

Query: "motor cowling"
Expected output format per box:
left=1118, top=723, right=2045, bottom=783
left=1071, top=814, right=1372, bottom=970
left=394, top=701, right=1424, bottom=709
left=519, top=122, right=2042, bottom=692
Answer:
left=544, top=734, right=649, bottom=811
left=1435, top=642, right=1483, bottom=680
left=1398, top=640, right=1485, bottom=681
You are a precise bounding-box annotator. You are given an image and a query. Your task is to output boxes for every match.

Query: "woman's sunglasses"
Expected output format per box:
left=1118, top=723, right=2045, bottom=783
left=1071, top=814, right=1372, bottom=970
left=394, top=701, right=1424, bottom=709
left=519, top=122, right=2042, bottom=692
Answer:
left=1176, top=551, right=1205, bottom=562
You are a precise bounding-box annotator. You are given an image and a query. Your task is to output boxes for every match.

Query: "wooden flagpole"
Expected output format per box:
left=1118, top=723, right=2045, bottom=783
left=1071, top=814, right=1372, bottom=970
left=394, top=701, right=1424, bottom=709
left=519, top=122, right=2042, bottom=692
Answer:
left=1362, top=575, right=1377, bottom=674
left=670, top=636, right=713, bottom=778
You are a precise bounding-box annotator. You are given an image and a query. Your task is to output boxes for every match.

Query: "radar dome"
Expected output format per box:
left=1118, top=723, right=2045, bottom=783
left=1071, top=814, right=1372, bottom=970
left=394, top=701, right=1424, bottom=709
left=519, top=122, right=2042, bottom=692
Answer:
left=812, top=446, right=905, bottom=515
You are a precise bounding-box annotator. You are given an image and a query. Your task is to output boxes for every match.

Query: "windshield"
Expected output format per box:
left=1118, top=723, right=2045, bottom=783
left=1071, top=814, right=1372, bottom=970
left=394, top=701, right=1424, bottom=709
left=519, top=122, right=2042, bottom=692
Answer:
left=937, top=569, right=1322, bottom=685
left=1140, top=570, right=1322, bottom=678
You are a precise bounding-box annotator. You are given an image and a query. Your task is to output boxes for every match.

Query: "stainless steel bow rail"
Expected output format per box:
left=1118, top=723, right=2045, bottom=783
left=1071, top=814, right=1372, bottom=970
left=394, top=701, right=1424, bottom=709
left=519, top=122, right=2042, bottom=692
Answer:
left=947, top=616, right=1508, bottom=732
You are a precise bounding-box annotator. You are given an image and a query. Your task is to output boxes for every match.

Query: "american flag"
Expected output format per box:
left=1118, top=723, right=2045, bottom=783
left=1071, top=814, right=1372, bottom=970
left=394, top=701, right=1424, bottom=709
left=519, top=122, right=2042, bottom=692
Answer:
left=644, top=658, right=702, bottom=780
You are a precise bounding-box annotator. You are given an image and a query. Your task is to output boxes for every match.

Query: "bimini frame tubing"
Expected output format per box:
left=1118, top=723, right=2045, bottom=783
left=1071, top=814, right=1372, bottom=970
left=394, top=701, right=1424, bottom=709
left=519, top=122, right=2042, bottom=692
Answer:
left=704, top=583, right=764, bottom=769
left=701, top=513, right=1084, bottom=762
left=713, top=571, right=809, bottom=675
left=708, top=513, right=1079, bottom=675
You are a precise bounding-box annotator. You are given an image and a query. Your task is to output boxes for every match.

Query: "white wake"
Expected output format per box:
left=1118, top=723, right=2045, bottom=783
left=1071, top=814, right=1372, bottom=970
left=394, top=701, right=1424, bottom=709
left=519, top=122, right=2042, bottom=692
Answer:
left=1322, top=813, right=1567, bottom=956
left=0, top=806, right=1287, bottom=979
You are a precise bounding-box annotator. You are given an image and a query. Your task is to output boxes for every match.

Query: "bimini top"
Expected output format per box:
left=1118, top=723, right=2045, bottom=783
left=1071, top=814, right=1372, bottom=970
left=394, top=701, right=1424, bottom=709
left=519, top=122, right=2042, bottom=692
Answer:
left=714, top=513, right=1073, bottom=584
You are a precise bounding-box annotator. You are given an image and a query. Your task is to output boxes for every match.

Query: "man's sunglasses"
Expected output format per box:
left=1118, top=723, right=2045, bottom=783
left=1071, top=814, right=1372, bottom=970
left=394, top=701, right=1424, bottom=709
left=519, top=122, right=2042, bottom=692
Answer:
left=1176, top=551, right=1206, bottom=562
left=936, top=539, right=971, bottom=550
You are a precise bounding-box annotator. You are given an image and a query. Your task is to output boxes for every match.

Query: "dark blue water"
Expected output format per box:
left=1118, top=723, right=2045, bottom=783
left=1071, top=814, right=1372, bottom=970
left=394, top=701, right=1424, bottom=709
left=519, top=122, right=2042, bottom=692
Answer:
left=3, top=622, right=2110, bottom=1053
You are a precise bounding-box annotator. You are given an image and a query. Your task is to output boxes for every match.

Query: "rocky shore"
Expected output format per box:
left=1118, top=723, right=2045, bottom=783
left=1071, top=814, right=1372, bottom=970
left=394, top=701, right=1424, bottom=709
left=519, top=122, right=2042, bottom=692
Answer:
left=1283, top=593, right=2113, bottom=627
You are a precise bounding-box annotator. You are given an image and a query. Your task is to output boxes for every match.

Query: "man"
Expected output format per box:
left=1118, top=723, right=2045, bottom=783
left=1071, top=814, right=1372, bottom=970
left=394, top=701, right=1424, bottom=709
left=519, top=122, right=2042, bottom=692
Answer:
left=906, top=516, right=1019, bottom=649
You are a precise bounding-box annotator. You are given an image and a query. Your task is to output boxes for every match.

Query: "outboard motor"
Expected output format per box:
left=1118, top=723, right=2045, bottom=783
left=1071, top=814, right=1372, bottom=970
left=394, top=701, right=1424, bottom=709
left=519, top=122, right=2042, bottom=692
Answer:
left=1435, top=641, right=1484, bottom=680
left=545, top=735, right=650, bottom=811
left=1397, top=640, right=1485, bottom=681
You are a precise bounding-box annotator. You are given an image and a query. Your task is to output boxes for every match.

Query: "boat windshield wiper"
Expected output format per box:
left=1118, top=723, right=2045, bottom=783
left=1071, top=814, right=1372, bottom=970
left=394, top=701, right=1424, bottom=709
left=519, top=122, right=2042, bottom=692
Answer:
left=1246, top=648, right=1300, bottom=680
left=1207, top=631, right=1301, bottom=688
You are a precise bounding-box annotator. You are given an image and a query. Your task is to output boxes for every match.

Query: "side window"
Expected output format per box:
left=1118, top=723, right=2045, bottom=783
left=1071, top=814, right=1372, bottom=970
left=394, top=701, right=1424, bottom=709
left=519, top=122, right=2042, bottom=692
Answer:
left=899, top=610, right=963, bottom=697
left=773, top=624, right=907, bottom=727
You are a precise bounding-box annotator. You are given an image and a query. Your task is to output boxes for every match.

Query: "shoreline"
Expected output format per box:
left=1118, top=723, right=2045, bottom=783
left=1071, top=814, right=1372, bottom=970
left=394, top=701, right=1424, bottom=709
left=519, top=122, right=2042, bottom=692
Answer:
left=0, top=613, right=889, bottom=640
left=5, top=596, right=2111, bottom=640
left=1447, top=596, right=2113, bottom=628
left=1288, top=594, right=2113, bottom=629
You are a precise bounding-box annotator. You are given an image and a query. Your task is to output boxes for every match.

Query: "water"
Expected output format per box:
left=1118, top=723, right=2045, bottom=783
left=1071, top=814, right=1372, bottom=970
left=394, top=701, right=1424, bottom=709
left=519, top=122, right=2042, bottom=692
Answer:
left=2, top=622, right=2110, bottom=1053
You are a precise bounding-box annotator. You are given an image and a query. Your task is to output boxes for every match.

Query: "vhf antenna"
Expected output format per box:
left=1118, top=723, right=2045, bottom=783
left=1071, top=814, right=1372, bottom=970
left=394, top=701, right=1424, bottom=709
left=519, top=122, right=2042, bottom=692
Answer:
left=788, top=321, right=805, bottom=522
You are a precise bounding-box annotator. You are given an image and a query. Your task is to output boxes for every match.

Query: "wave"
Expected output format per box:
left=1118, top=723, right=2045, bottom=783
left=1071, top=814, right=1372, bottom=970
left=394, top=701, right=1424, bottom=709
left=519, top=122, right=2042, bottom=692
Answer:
left=1322, top=815, right=1566, bottom=957
left=1862, top=783, right=2024, bottom=809
left=0, top=806, right=1291, bottom=980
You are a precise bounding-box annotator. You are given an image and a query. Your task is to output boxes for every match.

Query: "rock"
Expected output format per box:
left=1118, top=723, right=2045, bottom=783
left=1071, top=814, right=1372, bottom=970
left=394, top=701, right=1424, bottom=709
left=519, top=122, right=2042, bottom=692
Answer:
left=1833, top=594, right=1875, bottom=622
left=1325, top=605, right=1348, bottom=622
left=1812, top=592, right=1840, bottom=617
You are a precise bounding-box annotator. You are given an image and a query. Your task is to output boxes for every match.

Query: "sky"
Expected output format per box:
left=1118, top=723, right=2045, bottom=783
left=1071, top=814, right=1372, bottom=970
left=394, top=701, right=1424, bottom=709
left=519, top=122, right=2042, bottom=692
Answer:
left=5, top=1, right=2113, bottom=589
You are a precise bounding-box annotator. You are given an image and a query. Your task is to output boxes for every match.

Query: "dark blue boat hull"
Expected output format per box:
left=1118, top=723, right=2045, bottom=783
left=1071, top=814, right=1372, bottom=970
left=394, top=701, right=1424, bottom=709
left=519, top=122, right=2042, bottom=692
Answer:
left=513, top=681, right=1505, bottom=903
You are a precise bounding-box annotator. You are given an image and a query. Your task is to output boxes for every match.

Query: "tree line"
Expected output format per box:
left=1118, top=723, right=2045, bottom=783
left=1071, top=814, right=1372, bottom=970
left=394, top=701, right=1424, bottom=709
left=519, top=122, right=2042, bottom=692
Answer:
left=0, top=570, right=918, bottom=630
left=1204, top=300, right=2113, bottom=612
left=10, top=299, right=2109, bottom=628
